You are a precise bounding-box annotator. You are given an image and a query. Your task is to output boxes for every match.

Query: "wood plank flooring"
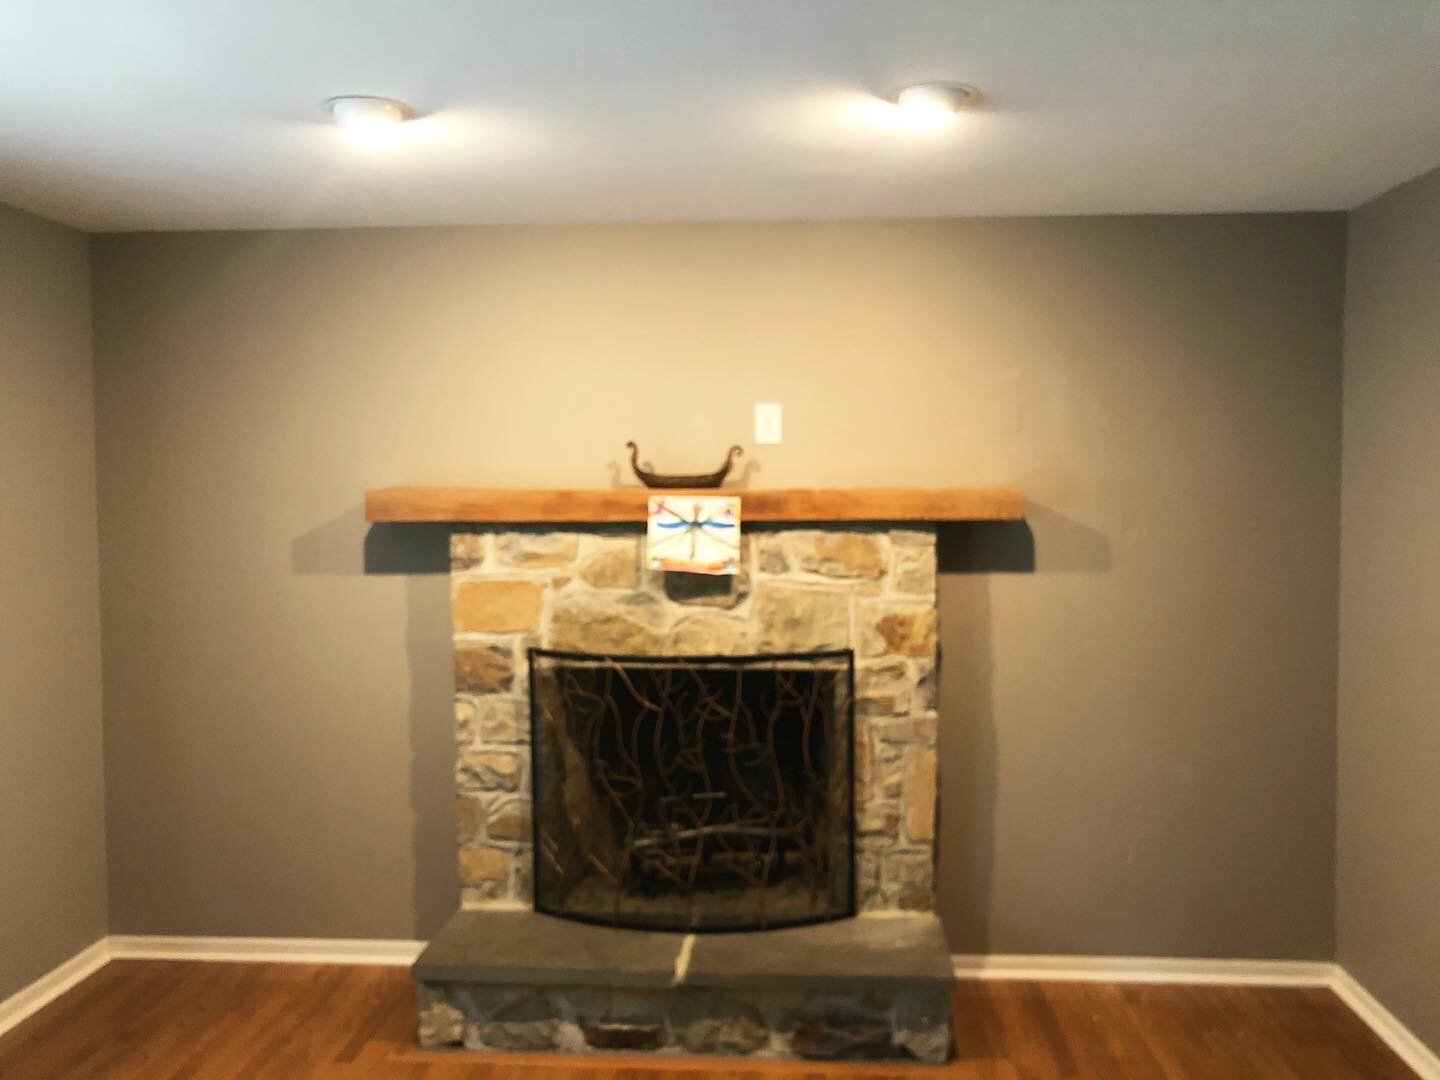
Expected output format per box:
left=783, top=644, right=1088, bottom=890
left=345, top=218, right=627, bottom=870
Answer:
left=0, top=960, right=1416, bottom=1079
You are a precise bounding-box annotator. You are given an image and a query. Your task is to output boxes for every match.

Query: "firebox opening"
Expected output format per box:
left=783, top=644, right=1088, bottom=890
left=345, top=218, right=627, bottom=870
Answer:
left=529, top=648, right=855, bottom=933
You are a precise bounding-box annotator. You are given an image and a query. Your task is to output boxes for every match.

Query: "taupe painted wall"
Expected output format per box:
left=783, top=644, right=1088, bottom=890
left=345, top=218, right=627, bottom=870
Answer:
left=1338, top=166, right=1440, bottom=1049
left=0, top=204, right=106, bottom=1000
left=92, top=216, right=1345, bottom=957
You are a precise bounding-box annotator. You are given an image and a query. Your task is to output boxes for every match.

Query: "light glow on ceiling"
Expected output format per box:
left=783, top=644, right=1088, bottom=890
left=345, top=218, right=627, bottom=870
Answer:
left=886, top=82, right=982, bottom=132
left=326, top=96, right=414, bottom=148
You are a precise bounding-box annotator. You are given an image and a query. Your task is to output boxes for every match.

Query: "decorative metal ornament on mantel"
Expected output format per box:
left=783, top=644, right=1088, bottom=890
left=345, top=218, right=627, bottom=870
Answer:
left=626, top=441, right=742, bottom=489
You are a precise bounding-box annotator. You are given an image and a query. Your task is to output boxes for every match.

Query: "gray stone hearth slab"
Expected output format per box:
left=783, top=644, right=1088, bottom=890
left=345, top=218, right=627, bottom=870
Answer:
left=685, top=913, right=954, bottom=990
left=414, top=909, right=681, bottom=988
left=414, top=910, right=955, bottom=1061
left=414, top=909, right=953, bottom=992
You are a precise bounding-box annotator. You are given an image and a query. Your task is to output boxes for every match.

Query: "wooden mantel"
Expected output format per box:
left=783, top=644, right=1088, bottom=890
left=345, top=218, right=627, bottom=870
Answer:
left=365, top=486, right=1024, bottom=524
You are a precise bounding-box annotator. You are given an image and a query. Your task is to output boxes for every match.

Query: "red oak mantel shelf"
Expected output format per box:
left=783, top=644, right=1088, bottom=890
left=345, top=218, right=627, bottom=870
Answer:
left=364, top=486, right=1025, bottom=524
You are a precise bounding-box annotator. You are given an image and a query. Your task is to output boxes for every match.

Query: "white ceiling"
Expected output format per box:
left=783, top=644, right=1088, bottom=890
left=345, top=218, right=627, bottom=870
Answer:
left=2, top=1, right=1439, bottom=232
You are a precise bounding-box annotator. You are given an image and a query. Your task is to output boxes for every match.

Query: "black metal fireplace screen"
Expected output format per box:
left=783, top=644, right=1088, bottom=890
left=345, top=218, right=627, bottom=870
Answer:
left=529, top=648, right=855, bottom=932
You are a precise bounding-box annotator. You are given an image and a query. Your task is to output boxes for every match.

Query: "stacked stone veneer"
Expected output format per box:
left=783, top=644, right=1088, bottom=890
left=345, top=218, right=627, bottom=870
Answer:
left=417, top=980, right=950, bottom=1062
left=449, top=525, right=940, bottom=914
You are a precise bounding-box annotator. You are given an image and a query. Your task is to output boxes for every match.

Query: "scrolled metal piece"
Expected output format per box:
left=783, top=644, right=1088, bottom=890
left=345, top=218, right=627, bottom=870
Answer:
left=626, top=441, right=743, bottom=489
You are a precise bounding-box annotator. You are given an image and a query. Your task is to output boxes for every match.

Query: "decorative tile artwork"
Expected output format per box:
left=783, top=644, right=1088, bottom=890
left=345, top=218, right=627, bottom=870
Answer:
left=646, top=495, right=741, bottom=575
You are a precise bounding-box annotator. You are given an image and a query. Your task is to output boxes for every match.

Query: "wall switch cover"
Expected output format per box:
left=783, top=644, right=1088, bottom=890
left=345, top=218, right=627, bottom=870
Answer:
left=755, top=402, right=782, bottom=444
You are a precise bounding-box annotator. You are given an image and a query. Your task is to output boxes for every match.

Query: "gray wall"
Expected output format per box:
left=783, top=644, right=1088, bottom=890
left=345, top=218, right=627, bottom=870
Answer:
left=91, top=215, right=1345, bottom=957
left=0, top=204, right=106, bottom=1000
left=1338, top=166, right=1440, bottom=1050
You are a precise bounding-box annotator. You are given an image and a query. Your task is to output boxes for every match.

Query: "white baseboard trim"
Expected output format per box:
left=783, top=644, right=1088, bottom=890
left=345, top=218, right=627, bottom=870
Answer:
left=0, top=938, right=110, bottom=1039
left=951, top=952, right=1335, bottom=987
left=1330, top=967, right=1440, bottom=1080
left=106, top=935, right=425, bottom=966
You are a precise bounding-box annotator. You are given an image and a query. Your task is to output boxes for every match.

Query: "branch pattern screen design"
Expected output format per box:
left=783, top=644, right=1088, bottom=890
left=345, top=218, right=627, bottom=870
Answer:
left=529, top=648, right=855, bottom=932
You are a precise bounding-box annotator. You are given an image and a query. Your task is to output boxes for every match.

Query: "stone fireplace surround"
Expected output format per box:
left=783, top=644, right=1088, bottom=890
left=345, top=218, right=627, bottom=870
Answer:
left=413, top=521, right=954, bottom=1062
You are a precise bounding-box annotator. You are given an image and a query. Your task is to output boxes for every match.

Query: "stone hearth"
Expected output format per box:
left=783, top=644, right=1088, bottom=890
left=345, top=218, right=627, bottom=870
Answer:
left=415, top=909, right=954, bottom=1061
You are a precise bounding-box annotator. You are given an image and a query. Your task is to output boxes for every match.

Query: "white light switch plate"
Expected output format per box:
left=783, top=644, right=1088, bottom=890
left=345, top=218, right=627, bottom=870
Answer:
left=755, top=402, right=782, bottom=444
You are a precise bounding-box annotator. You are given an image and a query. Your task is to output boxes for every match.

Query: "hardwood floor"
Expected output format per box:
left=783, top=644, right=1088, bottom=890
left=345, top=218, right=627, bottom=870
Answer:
left=0, top=960, right=1416, bottom=1079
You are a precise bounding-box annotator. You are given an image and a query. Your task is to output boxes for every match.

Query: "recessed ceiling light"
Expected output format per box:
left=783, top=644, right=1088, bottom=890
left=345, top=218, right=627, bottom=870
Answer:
left=888, top=82, right=982, bottom=130
left=325, top=95, right=414, bottom=146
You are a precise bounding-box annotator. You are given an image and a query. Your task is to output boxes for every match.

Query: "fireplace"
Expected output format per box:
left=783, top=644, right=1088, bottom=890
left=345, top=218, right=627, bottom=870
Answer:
left=446, top=526, right=940, bottom=917
left=414, top=522, right=956, bottom=1062
left=530, top=648, right=855, bottom=932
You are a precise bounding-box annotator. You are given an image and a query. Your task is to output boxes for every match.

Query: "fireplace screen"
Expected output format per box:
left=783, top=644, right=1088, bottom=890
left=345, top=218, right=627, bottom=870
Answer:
left=529, top=648, right=855, bottom=932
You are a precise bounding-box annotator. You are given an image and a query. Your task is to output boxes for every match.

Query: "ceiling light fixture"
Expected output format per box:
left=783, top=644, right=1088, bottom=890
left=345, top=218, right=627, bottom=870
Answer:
left=325, top=95, right=414, bottom=146
left=888, top=82, right=981, bottom=130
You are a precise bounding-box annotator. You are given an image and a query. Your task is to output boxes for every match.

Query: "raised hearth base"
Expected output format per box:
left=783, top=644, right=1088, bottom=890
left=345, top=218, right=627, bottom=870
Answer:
left=413, top=909, right=955, bottom=1063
